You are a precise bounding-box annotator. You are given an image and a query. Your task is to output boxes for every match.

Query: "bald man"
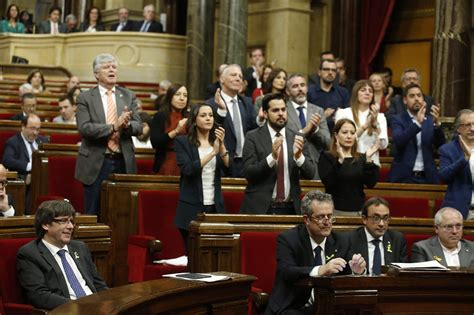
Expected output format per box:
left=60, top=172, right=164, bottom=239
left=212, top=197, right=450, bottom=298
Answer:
left=0, top=164, right=15, bottom=217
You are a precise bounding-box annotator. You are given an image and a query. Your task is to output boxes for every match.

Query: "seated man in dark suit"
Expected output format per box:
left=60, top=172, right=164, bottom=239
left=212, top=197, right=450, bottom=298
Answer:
left=17, top=200, right=108, bottom=310
left=0, top=164, right=15, bottom=217
left=134, top=4, right=163, bottom=33
left=349, top=197, right=407, bottom=275
left=265, top=190, right=366, bottom=315
left=10, top=93, right=36, bottom=121
left=110, top=7, right=135, bottom=32
left=411, top=207, right=474, bottom=267
left=37, top=6, right=64, bottom=34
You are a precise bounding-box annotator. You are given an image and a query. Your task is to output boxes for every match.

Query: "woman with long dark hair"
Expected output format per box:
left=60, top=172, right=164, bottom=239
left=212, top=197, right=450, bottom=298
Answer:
left=79, top=6, right=105, bottom=32
left=174, top=103, right=229, bottom=248
left=318, top=118, right=379, bottom=215
left=26, top=69, right=46, bottom=94
left=150, top=83, right=190, bottom=175
left=254, top=67, right=287, bottom=112
left=0, top=4, right=25, bottom=33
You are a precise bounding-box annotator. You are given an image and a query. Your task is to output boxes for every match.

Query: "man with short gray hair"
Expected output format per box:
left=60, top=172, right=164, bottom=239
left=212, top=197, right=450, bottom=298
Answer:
left=411, top=207, right=474, bottom=267
left=75, top=53, right=142, bottom=216
left=134, top=4, right=163, bottom=33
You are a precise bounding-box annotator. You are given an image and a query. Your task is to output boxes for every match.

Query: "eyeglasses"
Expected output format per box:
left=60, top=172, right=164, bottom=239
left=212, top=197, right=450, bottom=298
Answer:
left=0, top=181, right=7, bottom=189
left=52, top=218, right=75, bottom=226
left=308, top=214, right=336, bottom=224
left=364, top=215, right=391, bottom=223
left=321, top=68, right=337, bottom=73
left=459, top=122, right=474, bottom=129
left=438, top=223, right=463, bottom=232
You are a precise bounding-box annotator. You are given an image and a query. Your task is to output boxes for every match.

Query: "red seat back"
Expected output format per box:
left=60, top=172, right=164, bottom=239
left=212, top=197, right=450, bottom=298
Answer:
left=0, top=130, right=16, bottom=162
left=379, top=167, right=390, bottom=182
left=137, top=190, right=185, bottom=259
left=136, top=159, right=154, bottom=175
left=404, top=233, right=432, bottom=259
left=0, top=238, right=35, bottom=304
left=381, top=196, right=431, bottom=218
left=48, top=156, right=84, bottom=213
left=240, top=231, right=279, bottom=293
left=49, top=133, right=81, bottom=145
left=223, top=191, right=245, bottom=214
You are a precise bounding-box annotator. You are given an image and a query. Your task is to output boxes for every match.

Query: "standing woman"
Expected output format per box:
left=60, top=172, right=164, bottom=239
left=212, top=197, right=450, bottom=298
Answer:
left=26, top=69, right=46, bottom=94
left=318, top=118, right=379, bottom=215
left=251, top=64, right=273, bottom=103
left=150, top=83, right=190, bottom=175
left=174, top=103, right=229, bottom=248
left=369, top=72, right=392, bottom=113
left=254, top=67, right=287, bottom=113
left=335, top=80, right=388, bottom=166
left=79, top=6, right=105, bottom=32
left=0, top=4, right=25, bottom=33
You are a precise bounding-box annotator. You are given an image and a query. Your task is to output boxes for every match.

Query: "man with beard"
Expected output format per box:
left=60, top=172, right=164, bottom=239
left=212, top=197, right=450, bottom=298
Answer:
left=411, top=207, right=474, bottom=267
left=388, top=83, right=445, bottom=184
left=438, top=109, right=474, bottom=219
left=285, top=74, right=330, bottom=179
left=240, top=93, right=315, bottom=215
left=307, top=59, right=349, bottom=132
left=348, top=197, right=407, bottom=275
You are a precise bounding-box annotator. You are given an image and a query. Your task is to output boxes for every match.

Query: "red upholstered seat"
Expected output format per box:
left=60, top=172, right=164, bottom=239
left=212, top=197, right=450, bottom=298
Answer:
left=379, top=196, right=431, bottom=218
left=403, top=233, right=432, bottom=259
left=127, top=190, right=187, bottom=283
left=0, top=130, right=16, bottom=162
left=136, top=159, right=154, bottom=175
left=379, top=167, right=390, bottom=182
left=223, top=191, right=245, bottom=214
left=0, top=237, right=36, bottom=315
left=49, top=133, right=81, bottom=145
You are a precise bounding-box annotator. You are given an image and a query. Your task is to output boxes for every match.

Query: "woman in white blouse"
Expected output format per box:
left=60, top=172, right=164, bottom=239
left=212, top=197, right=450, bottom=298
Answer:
left=174, top=103, right=229, bottom=250
left=335, top=80, right=388, bottom=166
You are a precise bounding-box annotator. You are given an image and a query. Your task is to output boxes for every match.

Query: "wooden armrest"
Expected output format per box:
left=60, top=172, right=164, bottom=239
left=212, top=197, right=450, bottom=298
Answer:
left=251, top=291, right=269, bottom=313
left=32, top=308, right=48, bottom=315
left=148, top=239, right=162, bottom=254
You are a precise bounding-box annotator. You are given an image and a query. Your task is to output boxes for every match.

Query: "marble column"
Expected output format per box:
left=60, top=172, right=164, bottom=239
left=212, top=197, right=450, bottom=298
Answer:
left=186, top=0, right=215, bottom=100
left=432, top=0, right=471, bottom=116
left=216, top=0, right=248, bottom=68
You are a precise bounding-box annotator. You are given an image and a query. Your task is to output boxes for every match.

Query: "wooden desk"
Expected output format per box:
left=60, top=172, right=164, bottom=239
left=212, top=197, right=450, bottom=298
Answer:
left=299, top=269, right=474, bottom=314
left=5, top=171, right=26, bottom=216
left=48, top=272, right=255, bottom=315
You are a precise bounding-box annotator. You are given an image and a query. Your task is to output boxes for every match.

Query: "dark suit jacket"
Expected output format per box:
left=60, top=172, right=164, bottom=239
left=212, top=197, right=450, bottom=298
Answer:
left=110, top=20, right=135, bottom=31
left=265, top=225, right=352, bottom=314
left=439, top=138, right=471, bottom=218
left=411, top=236, right=474, bottom=267
left=206, top=94, right=257, bottom=158
left=174, top=136, right=226, bottom=230
left=75, top=85, right=142, bottom=185
left=348, top=227, right=407, bottom=274
left=240, top=125, right=315, bottom=214
left=37, top=20, right=64, bottom=34
left=243, top=66, right=258, bottom=97
left=388, top=111, right=445, bottom=184
left=2, top=133, right=48, bottom=175
left=9, top=113, right=25, bottom=121
left=386, top=94, right=435, bottom=127
left=58, top=24, right=78, bottom=33
left=134, top=20, right=163, bottom=33
left=78, top=22, right=105, bottom=32
left=17, top=239, right=108, bottom=310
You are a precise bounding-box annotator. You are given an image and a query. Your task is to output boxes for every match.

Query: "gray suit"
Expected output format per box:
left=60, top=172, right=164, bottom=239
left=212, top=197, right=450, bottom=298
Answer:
left=37, top=20, right=64, bottom=34
left=411, top=236, right=474, bottom=267
left=75, top=86, right=141, bottom=185
left=286, top=101, right=330, bottom=179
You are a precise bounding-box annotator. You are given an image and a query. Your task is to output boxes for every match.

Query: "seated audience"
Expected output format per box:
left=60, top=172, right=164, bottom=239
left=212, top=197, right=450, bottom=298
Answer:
left=174, top=103, right=229, bottom=249
left=369, top=72, right=392, bottom=113
left=349, top=197, right=407, bottom=275
left=0, top=4, right=25, bottom=33
left=318, top=118, right=379, bottom=215
left=66, top=75, right=80, bottom=93
left=335, top=80, right=388, bottom=166
left=79, top=6, right=104, bottom=32
left=26, top=69, right=46, bottom=94
left=134, top=4, right=163, bottom=33
left=251, top=64, right=273, bottom=103
left=265, top=190, right=366, bottom=314
left=388, top=83, right=445, bottom=184
left=53, top=95, right=76, bottom=124
left=0, top=164, right=15, bottom=217
left=110, top=7, right=135, bottom=32
left=37, top=6, right=63, bottom=34
left=132, top=112, right=152, bottom=148
left=150, top=83, right=190, bottom=175
left=411, top=207, right=474, bottom=267
left=335, top=57, right=356, bottom=94
left=438, top=109, right=474, bottom=219
left=254, top=67, right=287, bottom=113
left=10, top=92, right=36, bottom=121
left=19, top=10, right=33, bottom=34
left=60, top=14, right=78, bottom=33
left=17, top=200, right=108, bottom=310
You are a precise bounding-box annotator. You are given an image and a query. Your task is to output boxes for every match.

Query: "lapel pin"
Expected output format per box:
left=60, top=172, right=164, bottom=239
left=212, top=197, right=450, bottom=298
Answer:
left=326, top=254, right=335, bottom=261
left=74, top=251, right=80, bottom=259
left=433, top=255, right=442, bottom=262
left=386, top=242, right=392, bottom=253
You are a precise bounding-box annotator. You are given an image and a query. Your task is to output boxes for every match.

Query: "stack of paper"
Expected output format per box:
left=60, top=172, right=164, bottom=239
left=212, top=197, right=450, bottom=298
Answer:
left=153, top=255, right=188, bottom=266
left=163, top=272, right=231, bottom=283
left=389, top=260, right=448, bottom=271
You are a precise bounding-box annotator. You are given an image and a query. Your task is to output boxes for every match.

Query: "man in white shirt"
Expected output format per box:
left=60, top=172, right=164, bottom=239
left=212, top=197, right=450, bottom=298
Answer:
left=37, top=6, right=63, bottom=34
left=412, top=207, right=474, bottom=267
left=53, top=95, right=76, bottom=124
left=0, top=164, right=15, bottom=217
left=17, top=200, right=108, bottom=310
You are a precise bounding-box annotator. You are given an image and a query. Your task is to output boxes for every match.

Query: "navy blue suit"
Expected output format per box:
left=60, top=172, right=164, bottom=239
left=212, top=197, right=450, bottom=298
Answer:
left=439, top=138, right=471, bottom=218
left=2, top=133, right=48, bottom=175
left=174, top=136, right=226, bottom=231
left=388, top=111, right=445, bottom=184
left=134, top=20, right=163, bottom=33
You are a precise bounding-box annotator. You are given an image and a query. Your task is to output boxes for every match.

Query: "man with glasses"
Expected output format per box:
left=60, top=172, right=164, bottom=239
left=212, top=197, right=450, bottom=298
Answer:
left=10, top=93, right=37, bottom=121
left=17, top=200, right=108, bottom=310
left=411, top=207, right=474, bottom=267
left=265, top=190, right=365, bottom=314
left=0, top=164, right=15, bottom=217
left=439, top=109, right=474, bottom=219
left=348, top=197, right=407, bottom=275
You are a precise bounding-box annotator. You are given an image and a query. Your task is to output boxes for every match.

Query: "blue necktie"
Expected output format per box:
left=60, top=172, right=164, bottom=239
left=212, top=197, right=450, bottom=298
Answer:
left=297, top=106, right=306, bottom=128
left=57, top=249, right=87, bottom=298
left=314, top=246, right=322, bottom=266
left=372, top=239, right=382, bottom=275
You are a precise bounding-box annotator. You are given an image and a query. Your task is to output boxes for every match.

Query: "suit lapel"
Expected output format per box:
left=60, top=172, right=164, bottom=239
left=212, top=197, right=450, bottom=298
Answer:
left=458, top=240, right=472, bottom=267
left=324, top=234, right=339, bottom=262
left=285, top=129, right=295, bottom=171
left=383, top=232, right=394, bottom=265
left=299, top=226, right=314, bottom=266
left=356, top=229, right=370, bottom=270
left=115, top=87, right=125, bottom=116
left=430, top=237, right=447, bottom=266
left=237, top=97, right=246, bottom=131
left=286, top=102, right=301, bottom=129
left=38, top=241, right=70, bottom=297
left=67, top=243, right=94, bottom=292
left=17, top=134, right=30, bottom=161
left=260, top=125, right=273, bottom=156
left=91, top=87, right=106, bottom=123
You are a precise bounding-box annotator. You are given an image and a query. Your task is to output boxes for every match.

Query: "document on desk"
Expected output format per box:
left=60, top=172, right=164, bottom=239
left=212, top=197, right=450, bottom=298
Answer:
left=389, top=260, right=449, bottom=271
left=163, top=272, right=231, bottom=282
left=153, top=255, right=188, bottom=266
